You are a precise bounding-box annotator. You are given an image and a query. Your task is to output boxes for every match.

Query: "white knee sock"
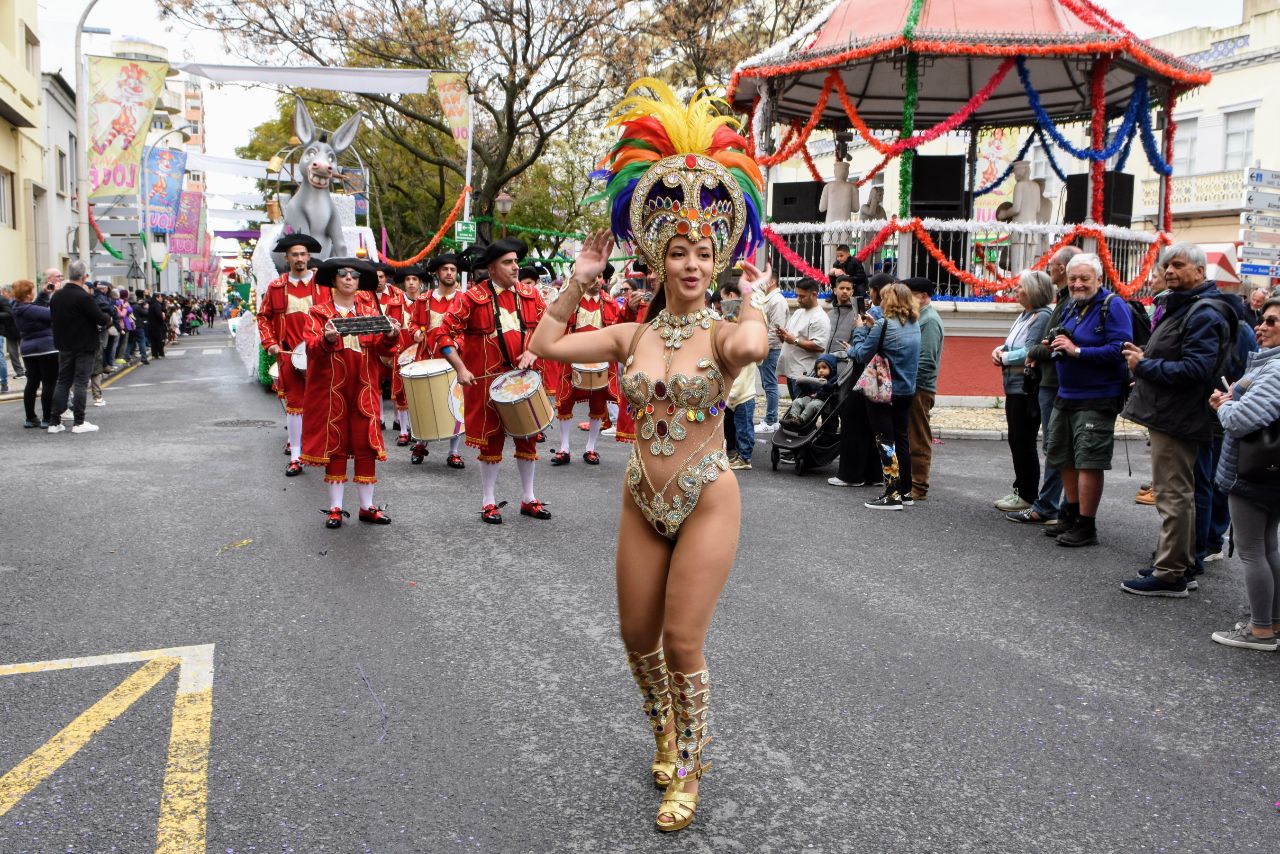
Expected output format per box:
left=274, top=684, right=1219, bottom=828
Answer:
left=517, top=458, right=536, bottom=503
left=481, top=461, right=500, bottom=506
left=558, top=418, right=573, bottom=453
left=396, top=409, right=409, bottom=435
left=585, top=418, right=602, bottom=453
left=357, top=482, right=374, bottom=509
left=328, top=481, right=344, bottom=509
left=287, top=414, right=303, bottom=461
left=449, top=432, right=462, bottom=455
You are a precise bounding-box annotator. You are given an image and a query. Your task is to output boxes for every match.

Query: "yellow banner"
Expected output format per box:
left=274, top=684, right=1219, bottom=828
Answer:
left=88, top=56, right=168, bottom=199
left=433, top=73, right=470, bottom=144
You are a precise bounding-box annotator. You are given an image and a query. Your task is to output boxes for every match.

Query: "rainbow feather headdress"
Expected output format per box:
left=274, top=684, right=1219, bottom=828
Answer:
left=593, top=79, right=764, bottom=277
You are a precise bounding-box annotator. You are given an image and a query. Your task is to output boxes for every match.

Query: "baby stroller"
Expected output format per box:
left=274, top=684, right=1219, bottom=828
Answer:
left=770, top=354, right=857, bottom=475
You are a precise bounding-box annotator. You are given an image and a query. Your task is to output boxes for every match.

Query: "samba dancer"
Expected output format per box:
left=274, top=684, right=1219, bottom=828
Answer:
left=407, top=254, right=466, bottom=468
left=530, top=80, right=768, bottom=832
left=429, top=238, right=551, bottom=524
left=257, top=233, right=326, bottom=476
left=550, top=265, right=621, bottom=466
left=301, top=258, right=402, bottom=528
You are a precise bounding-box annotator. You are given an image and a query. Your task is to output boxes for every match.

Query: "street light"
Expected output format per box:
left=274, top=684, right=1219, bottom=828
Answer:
left=494, top=190, right=514, bottom=238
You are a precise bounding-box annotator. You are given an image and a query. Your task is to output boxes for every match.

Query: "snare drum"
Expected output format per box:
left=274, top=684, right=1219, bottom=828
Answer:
left=290, top=341, right=307, bottom=374
left=397, top=348, right=417, bottom=367
left=401, top=359, right=461, bottom=441
left=490, top=369, right=553, bottom=438
left=571, top=362, right=609, bottom=391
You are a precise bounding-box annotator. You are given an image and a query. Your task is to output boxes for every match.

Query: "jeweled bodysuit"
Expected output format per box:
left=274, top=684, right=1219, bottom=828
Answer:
left=620, top=313, right=731, bottom=539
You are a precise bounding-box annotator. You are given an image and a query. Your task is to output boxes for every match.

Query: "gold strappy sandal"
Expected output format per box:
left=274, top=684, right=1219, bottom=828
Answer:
left=628, top=649, right=678, bottom=788
left=657, top=669, right=711, bottom=832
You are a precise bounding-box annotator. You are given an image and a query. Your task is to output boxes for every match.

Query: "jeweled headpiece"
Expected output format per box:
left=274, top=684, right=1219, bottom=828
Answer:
left=593, top=79, right=763, bottom=278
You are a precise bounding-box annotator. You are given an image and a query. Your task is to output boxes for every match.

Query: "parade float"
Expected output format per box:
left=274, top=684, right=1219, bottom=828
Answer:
left=728, top=0, right=1213, bottom=301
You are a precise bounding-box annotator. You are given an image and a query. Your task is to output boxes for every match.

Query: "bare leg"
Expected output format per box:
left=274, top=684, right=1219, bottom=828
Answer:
left=1061, top=468, right=1079, bottom=503
left=1077, top=470, right=1104, bottom=517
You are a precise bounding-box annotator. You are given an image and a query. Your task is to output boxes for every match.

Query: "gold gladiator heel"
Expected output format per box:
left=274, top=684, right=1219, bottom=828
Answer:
left=628, top=648, right=678, bottom=788
left=657, top=669, right=711, bottom=833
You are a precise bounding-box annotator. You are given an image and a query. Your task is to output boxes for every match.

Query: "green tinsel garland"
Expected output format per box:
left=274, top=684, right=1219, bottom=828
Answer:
left=258, top=348, right=277, bottom=388
left=897, top=54, right=920, bottom=217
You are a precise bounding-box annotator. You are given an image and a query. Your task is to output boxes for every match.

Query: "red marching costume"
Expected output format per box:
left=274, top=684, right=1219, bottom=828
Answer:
left=550, top=289, right=623, bottom=464
left=377, top=282, right=410, bottom=441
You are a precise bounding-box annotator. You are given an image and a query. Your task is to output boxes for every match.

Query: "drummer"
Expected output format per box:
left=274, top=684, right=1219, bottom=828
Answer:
left=524, top=264, right=562, bottom=424
left=429, top=238, right=552, bottom=524
left=258, top=232, right=327, bottom=476
left=550, top=263, right=620, bottom=466
left=301, top=258, right=402, bottom=529
left=374, top=263, right=410, bottom=440
left=408, top=254, right=466, bottom=468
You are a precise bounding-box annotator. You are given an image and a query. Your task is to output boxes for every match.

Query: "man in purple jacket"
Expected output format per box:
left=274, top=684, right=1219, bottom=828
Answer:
left=1040, top=253, right=1134, bottom=548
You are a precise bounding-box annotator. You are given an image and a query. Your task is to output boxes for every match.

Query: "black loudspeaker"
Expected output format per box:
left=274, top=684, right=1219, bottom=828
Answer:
left=908, top=156, right=967, bottom=289
left=770, top=180, right=824, bottom=223
left=1064, top=172, right=1135, bottom=227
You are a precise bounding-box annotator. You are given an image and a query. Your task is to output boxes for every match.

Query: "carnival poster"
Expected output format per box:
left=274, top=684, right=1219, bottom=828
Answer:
left=971, top=127, right=1029, bottom=225
left=87, top=56, right=168, bottom=199
left=171, top=191, right=204, bottom=255
left=144, top=147, right=188, bottom=234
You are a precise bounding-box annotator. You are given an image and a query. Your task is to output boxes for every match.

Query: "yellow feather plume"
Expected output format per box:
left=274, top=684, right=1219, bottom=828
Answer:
left=607, top=77, right=741, bottom=155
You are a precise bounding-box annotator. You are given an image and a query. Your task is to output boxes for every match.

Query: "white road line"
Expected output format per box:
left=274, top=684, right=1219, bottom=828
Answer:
left=166, top=350, right=186, bottom=358
left=201, top=349, right=223, bottom=355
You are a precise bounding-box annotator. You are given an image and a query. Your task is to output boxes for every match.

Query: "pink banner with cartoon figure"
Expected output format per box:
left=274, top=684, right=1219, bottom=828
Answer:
left=87, top=56, right=168, bottom=198
left=171, top=192, right=203, bottom=255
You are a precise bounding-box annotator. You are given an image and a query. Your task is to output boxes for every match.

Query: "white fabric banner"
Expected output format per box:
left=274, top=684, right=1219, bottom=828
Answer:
left=174, top=62, right=431, bottom=94
left=206, top=208, right=267, bottom=221
left=186, top=152, right=275, bottom=179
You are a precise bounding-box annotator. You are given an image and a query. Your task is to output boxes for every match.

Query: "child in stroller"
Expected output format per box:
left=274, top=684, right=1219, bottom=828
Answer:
left=781, top=354, right=838, bottom=430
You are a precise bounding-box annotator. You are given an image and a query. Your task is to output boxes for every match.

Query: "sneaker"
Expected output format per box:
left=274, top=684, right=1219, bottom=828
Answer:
left=601, top=426, right=617, bottom=437
left=1006, top=509, right=1056, bottom=525
left=47, top=423, right=65, bottom=434
left=1134, top=485, right=1155, bottom=506
left=901, top=496, right=914, bottom=506
left=1137, top=566, right=1198, bottom=590
left=728, top=458, right=751, bottom=470
left=1210, top=625, right=1278, bottom=651
left=827, top=476, right=858, bottom=487
left=1120, top=575, right=1189, bottom=598
left=994, top=492, right=1031, bottom=512
left=114, top=358, right=126, bottom=366
left=71, top=421, right=99, bottom=434
left=93, top=398, right=106, bottom=407
left=755, top=421, right=779, bottom=434
left=1203, top=550, right=1224, bottom=563
left=1056, top=524, right=1097, bottom=547
left=864, top=492, right=903, bottom=511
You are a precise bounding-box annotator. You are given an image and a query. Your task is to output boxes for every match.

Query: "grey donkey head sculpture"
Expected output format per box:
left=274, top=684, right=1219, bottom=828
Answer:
left=278, top=97, right=363, bottom=267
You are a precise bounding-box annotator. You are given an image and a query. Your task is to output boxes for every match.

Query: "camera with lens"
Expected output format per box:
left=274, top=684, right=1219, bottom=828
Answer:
left=1046, top=325, right=1073, bottom=359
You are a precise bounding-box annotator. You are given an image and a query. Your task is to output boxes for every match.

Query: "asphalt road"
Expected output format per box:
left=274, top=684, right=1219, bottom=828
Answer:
left=1, top=332, right=1276, bottom=853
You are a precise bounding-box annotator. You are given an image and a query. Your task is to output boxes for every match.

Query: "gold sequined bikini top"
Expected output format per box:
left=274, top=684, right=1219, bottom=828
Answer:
left=620, top=319, right=728, bottom=457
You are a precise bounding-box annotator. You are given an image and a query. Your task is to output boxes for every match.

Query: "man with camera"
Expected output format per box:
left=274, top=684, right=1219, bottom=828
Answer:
left=1040, top=253, right=1133, bottom=547
left=1119, top=242, right=1236, bottom=598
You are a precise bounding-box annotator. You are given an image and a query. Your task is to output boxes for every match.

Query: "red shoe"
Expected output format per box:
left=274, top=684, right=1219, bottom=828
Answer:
left=520, top=500, right=551, bottom=519
left=446, top=453, right=465, bottom=469
left=283, top=441, right=291, bottom=456
left=535, top=432, right=547, bottom=443
left=550, top=451, right=571, bottom=466
left=323, top=507, right=349, bottom=529
left=358, top=506, right=392, bottom=525
left=285, top=461, right=304, bottom=477
left=583, top=451, right=601, bottom=465
left=396, top=433, right=411, bottom=447
left=481, top=501, right=507, bottom=524
left=602, top=416, right=613, bottom=430
left=578, top=421, right=590, bottom=431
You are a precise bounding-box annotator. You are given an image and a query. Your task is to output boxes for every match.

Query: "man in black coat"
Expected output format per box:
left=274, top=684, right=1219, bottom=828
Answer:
left=146, top=292, right=167, bottom=358
left=48, top=260, right=109, bottom=433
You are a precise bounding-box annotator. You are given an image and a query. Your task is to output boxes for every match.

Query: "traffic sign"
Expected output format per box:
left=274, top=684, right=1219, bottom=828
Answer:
left=1241, top=211, right=1280, bottom=229
left=1243, top=189, right=1280, bottom=212
left=454, top=220, right=477, bottom=243
left=1241, top=229, right=1280, bottom=245
left=1239, top=262, right=1280, bottom=277
left=1240, top=244, right=1280, bottom=262
left=1246, top=168, right=1280, bottom=189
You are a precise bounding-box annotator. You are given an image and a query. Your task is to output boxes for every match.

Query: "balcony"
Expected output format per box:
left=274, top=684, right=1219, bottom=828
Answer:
left=1140, top=169, right=1245, bottom=218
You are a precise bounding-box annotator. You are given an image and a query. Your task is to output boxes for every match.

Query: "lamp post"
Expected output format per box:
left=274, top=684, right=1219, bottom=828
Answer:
left=140, top=125, right=192, bottom=292
left=74, top=2, right=107, bottom=261
left=494, top=190, right=514, bottom=238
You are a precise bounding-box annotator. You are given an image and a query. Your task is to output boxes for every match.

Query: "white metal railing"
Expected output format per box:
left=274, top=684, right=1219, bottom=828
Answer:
left=1140, top=169, right=1244, bottom=215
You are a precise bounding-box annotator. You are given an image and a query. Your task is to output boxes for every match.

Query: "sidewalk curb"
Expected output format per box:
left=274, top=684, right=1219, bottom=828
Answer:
left=936, top=427, right=1148, bottom=441
left=1, top=362, right=142, bottom=404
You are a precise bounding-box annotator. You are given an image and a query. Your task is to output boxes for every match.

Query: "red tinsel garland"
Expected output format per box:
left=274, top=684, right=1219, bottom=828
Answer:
left=1088, top=58, right=1111, bottom=223
left=856, top=153, right=894, bottom=188
left=797, top=120, right=825, bottom=181
left=1162, top=91, right=1177, bottom=233
left=382, top=185, right=470, bottom=267
left=756, top=77, right=834, bottom=167
left=763, top=226, right=830, bottom=286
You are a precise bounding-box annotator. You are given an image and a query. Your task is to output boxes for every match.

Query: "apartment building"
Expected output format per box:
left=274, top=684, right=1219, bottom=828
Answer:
left=0, top=0, right=46, bottom=279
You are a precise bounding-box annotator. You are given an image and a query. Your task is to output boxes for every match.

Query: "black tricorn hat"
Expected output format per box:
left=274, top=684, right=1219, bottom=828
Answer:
left=518, top=264, right=548, bottom=282
left=602, top=263, right=615, bottom=282
left=477, top=238, right=528, bottom=268
left=273, top=233, right=322, bottom=254
left=315, top=258, right=379, bottom=291
left=425, top=253, right=460, bottom=274
left=393, top=265, right=426, bottom=284
left=374, top=262, right=396, bottom=277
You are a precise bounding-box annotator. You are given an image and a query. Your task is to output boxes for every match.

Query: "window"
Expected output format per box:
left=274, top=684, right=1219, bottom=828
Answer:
left=23, top=26, right=38, bottom=74
left=68, top=133, right=79, bottom=210
left=56, top=148, right=68, bottom=194
left=0, top=169, right=14, bottom=227
left=1224, top=109, right=1254, bottom=171
left=1172, top=117, right=1197, bottom=175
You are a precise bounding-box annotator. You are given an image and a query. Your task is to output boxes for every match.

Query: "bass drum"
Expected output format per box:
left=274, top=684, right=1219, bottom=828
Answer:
left=489, top=369, right=553, bottom=438
left=401, top=359, right=462, bottom=442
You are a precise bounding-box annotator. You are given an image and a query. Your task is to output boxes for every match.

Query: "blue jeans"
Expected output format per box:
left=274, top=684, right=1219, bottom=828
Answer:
left=758, top=347, right=781, bottom=424
left=733, top=402, right=757, bottom=461
left=126, top=325, right=150, bottom=362
left=1030, top=385, right=1064, bottom=516
left=0, top=336, right=7, bottom=383
left=1194, top=436, right=1230, bottom=566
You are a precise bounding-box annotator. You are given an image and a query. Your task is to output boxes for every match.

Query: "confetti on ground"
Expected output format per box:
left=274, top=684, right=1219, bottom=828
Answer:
left=216, top=538, right=254, bottom=556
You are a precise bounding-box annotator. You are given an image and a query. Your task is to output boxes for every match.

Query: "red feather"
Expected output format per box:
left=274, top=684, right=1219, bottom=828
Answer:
left=618, top=117, right=675, bottom=159
left=709, top=125, right=748, bottom=154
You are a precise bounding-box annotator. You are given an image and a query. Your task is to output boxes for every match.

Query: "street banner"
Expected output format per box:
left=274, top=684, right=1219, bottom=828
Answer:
left=340, top=168, right=368, bottom=216
left=87, top=56, right=168, bottom=198
left=171, top=192, right=204, bottom=255
left=433, top=73, right=470, bottom=143
left=144, top=147, right=188, bottom=234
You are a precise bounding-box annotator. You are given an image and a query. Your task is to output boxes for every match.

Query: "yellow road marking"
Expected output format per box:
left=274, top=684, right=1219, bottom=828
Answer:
left=0, top=644, right=215, bottom=852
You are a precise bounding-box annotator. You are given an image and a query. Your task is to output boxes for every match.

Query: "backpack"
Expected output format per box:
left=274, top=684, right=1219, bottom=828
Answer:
left=1123, top=299, right=1152, bottom=347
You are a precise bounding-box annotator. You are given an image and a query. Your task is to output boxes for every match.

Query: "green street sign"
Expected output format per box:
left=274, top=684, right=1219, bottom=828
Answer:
left=455, top=220, right=477, bottom=243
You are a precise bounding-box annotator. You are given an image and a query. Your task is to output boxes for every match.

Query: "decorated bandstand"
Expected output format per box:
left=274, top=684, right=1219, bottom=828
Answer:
left=728, top=0, right=1213, bottom=298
